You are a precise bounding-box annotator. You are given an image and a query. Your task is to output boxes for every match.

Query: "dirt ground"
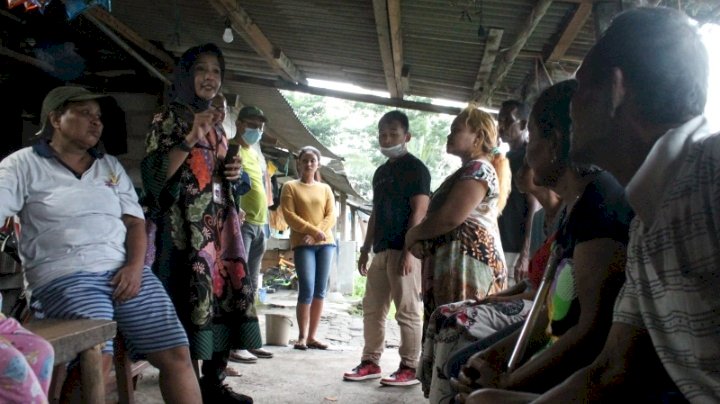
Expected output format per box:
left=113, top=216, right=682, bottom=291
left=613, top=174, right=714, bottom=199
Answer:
left=131, top=290, right=426, bottom=404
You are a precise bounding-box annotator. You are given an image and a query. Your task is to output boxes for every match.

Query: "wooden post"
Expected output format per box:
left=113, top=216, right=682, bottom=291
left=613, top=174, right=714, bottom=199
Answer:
left=80, top=344, right=105, bottom=404
left=338, top=193, right=348, bottom=241
left=350, top=207, right=357, bottom=242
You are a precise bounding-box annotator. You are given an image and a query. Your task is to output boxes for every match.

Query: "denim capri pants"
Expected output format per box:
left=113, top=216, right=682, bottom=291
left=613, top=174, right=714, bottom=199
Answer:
left=293, top=244, right=336, bottom=304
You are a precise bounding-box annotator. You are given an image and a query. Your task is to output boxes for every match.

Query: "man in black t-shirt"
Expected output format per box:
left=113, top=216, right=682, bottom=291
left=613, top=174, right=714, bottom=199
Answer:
left=343, top=110, right=430, bottom=387
left=497, top=100, right=539, bottom=284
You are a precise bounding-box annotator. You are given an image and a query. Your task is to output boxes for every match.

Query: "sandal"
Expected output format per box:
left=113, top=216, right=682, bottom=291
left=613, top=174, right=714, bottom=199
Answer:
left=306, top=340, right=328, bottom=350
left=293, top=342, right=307, bottom=350
left=224, top=367, right=242, bottom=377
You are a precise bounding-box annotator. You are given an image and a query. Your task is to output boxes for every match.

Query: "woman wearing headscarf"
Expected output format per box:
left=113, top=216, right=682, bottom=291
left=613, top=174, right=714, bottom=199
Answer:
left=142, top=43, right=254, bottom=403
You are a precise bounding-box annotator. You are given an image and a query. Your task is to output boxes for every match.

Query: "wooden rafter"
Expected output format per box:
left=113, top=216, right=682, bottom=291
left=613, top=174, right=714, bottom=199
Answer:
left=0, top=45, right=54, bottom=72
left=83, top=11, right=171, bottom=85
left=85, top=6, right=175, bottom=70
left=207, top=0, right=306, bottom=85
left=473, top=0, right=553, bottom=105
left=372, top=0, right=399, bottom=98
left=546, top=2, right=593, bottom=62
left=387, top=0, right=405, bottom=98
left=473, top=28, right=503, bottom=93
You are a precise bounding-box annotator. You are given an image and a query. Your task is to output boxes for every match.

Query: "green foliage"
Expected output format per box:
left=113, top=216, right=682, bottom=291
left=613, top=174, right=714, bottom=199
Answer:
left=282, top=91, right=460, bottom=199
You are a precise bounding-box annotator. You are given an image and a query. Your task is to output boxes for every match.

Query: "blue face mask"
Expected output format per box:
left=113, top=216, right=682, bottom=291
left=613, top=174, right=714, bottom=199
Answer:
left=242, top=128, right=262, bottom=145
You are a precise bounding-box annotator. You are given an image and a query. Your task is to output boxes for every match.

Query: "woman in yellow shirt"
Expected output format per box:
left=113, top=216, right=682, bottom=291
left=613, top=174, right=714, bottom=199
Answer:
left=281, top=146, right=336, bottom=350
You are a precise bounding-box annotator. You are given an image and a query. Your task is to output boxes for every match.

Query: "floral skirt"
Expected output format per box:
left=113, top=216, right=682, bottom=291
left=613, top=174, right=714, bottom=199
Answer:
left=417, top=299, right=531, bottom=403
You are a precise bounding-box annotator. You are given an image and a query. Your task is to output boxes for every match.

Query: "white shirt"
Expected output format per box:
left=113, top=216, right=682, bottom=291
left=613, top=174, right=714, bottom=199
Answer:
left=0, top=142, right=144, bottom=290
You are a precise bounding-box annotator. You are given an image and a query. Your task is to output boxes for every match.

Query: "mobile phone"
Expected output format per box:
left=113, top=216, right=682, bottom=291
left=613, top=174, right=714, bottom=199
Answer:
left=225, top=143, right=240, bottom=165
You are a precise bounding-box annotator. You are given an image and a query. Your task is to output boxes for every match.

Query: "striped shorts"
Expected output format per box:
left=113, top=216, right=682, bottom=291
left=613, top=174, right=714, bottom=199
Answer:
left=31, top=267, right=188, bottom=356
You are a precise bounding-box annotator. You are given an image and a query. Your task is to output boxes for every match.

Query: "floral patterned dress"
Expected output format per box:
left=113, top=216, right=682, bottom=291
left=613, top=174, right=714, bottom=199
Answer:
left=420, top=159, right=507, bottom=328
left=141, top=103, right=260, bottom=359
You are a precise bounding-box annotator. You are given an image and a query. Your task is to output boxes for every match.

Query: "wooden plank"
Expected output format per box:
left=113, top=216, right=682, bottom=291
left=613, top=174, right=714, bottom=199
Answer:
left=473, top=0, right=554, bottom=106
left=547, top=2, right=593, bottom=62
left=26, top=319, right=117, bottom=364
left=207, top=0, right=306, bottom=85
left=85, top=6, right=175, bottom=70
left=473, top=28, right=504, bottom=92
left=372, top=0, right=399, bottom=98
left=387, top=0, right=405, bottom=98
left=228, top=73, right=461, bottom=116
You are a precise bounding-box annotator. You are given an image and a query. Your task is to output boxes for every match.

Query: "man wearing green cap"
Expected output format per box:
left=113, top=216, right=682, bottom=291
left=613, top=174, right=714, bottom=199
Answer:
left=0, top=86, right=201, bottom=403
left=230, top=105, right=275, bottom=362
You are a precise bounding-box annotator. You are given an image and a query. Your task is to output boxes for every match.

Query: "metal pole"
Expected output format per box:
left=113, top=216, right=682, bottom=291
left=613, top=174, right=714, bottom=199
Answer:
left=83, top=12, right=172, bottom=85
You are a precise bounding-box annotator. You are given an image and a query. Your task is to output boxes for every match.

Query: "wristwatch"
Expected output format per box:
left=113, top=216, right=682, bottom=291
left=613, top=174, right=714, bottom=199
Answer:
left=359, top=245, right=371, bottom=254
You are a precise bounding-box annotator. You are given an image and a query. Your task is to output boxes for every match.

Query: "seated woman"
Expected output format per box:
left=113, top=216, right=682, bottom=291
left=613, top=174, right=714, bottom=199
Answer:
left=454, top=80, right=634, bottom=402
left=0, top=86, right=201, bottom=404
left=418, top=162, right=562, bottom=403
left=0, top=291, right=54, bottom=404
left=404, top=107, right=511, bottom=333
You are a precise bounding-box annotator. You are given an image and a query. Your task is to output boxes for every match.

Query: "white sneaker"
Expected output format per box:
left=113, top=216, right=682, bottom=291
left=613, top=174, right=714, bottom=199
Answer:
left=229, top=349, right=257, bottom=363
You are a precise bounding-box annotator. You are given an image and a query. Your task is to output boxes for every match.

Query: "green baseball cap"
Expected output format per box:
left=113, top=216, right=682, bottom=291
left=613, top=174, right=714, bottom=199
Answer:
left=237, top=105, right=267, bottom=123
left=36, top=86, right=109, bottom=136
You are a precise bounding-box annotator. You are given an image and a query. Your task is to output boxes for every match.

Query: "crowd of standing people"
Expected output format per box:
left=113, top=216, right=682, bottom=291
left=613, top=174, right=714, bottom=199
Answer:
left=0, top=5, right=718, bottom=404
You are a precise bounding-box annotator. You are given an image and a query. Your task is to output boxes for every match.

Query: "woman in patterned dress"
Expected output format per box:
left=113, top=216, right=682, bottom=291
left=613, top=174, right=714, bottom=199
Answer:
left=404, top=107, right=511, bottom=328
left=141, top=43, right=254, bottom=403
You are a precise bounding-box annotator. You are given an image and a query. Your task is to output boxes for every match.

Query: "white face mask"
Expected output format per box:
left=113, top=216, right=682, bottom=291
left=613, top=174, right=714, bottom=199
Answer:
left=380, top=142, right=407, bottom=159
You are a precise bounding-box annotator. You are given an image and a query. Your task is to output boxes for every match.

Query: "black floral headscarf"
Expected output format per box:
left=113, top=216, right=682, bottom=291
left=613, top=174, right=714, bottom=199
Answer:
left=168, top=43, right=226, bottom=113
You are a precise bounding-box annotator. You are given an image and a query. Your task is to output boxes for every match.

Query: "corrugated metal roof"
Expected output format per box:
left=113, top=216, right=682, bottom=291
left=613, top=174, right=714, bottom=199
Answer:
left=101, top=0, right=602, bottom=108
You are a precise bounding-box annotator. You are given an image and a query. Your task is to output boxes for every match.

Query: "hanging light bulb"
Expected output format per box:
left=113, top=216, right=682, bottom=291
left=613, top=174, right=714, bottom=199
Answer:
left=222, top=19, right=234, bottom=43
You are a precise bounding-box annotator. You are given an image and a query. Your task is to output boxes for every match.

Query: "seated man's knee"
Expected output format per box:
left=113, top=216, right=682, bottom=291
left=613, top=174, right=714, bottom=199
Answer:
left=147, top=346, right=192, bottom=372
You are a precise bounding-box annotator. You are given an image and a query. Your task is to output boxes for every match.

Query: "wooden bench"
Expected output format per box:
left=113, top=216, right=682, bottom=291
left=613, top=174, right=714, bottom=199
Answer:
left=26, top=319, right=117, bottom=404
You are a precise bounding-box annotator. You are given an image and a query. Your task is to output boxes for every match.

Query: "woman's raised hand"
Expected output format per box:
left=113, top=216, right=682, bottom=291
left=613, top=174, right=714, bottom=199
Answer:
left=186, top=110, right=221, bottom=146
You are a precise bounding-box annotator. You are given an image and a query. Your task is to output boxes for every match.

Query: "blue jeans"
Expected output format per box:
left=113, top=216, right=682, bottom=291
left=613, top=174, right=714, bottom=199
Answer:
left=294, top=245, right=335, bottom=304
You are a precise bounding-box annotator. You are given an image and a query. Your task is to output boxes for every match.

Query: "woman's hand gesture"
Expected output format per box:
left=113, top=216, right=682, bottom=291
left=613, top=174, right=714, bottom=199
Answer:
left=186, top=110, right=221, bottom=146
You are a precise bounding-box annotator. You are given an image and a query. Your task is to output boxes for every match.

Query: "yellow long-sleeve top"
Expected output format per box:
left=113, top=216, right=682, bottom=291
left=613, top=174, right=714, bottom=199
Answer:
left=280, top=179, right=336, bottom=249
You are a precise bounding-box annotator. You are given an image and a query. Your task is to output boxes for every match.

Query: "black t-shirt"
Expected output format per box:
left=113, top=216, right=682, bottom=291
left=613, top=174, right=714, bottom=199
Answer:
left=371, top=153, right=431, bottom=253
left=498, top=144, right=529, bottom=253
left=550, top=170, right=635, bottom=336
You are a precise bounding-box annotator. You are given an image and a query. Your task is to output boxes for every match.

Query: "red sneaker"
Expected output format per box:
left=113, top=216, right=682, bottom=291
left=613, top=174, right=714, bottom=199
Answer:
left=343, top=360, right=382, bottom=381
left=380, top=364, right=420, bottom=386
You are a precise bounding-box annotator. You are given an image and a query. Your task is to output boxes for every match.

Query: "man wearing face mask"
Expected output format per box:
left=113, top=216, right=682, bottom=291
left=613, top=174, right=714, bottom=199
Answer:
left=343, top=110, right=430, bottom=386
left=229, top=106, right=275, bottom=363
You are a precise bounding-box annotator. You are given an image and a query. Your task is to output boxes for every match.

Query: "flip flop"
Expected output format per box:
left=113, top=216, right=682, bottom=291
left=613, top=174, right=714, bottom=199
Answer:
left=306, top=340, right=328, bottom=350
left=293, top=342, right=307, bottom=350
left=249, top=348, right=274, bottom=359
left=225, top=367, right=242, bottom=377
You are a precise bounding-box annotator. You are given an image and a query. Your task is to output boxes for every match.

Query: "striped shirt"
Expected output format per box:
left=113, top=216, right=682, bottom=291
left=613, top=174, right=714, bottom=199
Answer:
left=614, top=116, right=720, bottom=403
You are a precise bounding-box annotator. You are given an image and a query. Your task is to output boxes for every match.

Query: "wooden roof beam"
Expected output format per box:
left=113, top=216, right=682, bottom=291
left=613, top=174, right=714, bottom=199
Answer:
left=372, top=0, right=400, bottom=98
left=0, top=45, right=54, bottom=72
left=84, top=6, right=175, bottom=70
left=473, top=28, right=504, bottom=94
left=473, top=0, right=553, bottom=106
left=207, top=0, right=306, bottom=85
left=546, top=2, right=593, bottom=62
left=387, top=0, right=405, bottom=98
